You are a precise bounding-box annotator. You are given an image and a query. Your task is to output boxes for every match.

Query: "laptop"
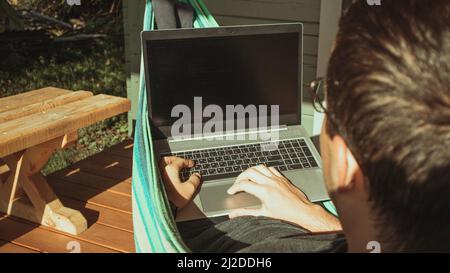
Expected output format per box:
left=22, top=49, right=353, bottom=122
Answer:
left=141, top=23, right=329, bottom=218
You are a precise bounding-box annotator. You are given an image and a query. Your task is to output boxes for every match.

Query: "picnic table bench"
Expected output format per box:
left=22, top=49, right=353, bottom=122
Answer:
left=0, top=87, right=131, bottom=235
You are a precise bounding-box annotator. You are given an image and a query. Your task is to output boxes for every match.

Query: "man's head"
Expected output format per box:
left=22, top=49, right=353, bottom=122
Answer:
left=320, top=0, right=450, bottom=251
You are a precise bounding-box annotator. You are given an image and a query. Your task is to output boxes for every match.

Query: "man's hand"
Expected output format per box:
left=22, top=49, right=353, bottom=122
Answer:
left=159, top=156, right=202, bottom=209
left=227, top=165, right=342, bottom=233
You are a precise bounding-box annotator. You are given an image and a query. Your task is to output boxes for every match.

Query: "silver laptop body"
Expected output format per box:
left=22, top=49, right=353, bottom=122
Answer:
left=142, top=23, right=329, bottom=219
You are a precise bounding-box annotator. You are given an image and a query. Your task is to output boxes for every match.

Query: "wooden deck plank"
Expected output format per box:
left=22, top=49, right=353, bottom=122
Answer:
left=0, top=94, right=131, bottom=157
left=0, top=140, right=136, bottom=253
left=59, top=196, right=133, bottom=232
left=103, top=140, right=134, bottom=159
left=0, top=239, right=40, bottom=253
left=48, top=176, right=132, bottom=213
left=0, top=87, right=71, bottom=114
left=73, top=223, right=135, bottom=253
left=59, top=154, right=133, bottom=182
left=76, top=151, right=133, bottom=171
left=0, top=215, right=119, bottom=253
left=50, top=168, right=132, bottom=196
left=1, top=213, right=135, bottom=253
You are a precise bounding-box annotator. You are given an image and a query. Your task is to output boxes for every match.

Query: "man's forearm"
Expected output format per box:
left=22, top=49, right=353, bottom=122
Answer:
left=293, top=204, right=342, bottom=233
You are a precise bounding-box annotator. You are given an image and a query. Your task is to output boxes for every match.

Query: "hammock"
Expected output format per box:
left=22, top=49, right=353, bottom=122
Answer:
left=132, top=0, right=337, bottom=253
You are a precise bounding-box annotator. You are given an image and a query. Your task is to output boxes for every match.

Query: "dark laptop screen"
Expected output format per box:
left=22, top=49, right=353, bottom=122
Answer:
left=146, top=32, right=300, bottom=128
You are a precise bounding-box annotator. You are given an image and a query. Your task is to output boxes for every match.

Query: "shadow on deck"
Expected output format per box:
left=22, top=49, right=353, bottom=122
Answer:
left=0, top=140, right=135, bottom=253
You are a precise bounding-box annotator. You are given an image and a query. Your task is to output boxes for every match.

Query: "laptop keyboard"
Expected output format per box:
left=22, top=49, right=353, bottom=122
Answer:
left=162, top=138, right=319, bottom=182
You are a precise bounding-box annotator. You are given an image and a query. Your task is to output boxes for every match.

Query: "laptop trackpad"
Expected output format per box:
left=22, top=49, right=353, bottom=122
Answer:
left=199, top=183, right=261, bottom=214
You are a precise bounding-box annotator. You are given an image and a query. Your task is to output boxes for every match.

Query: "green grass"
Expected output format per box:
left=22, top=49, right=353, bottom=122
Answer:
left=42, top=114, right=129, bottom=176
left=1, top=39, right=126, bottom=98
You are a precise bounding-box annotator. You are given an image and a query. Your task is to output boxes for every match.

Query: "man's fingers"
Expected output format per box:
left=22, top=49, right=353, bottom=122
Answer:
left=227, top=179, right=267, bottom=200
left=268, top=167, right=284, bottom=177
left=160, top=156, right=178, bottom=167
left=185, top=173, right=202, bottom=191
left=166, top=157, right=195, bottom=172
left=161, top=157, right=195, bottom=187
left=161, top=156, right=195, bottom=167
left=159, top=157, right=169, bottom=170
left=253, top=164, right=275, bottom=177
left=229, top=208, right=263, bottom=219
left=236, top=166, right=271, bottom=185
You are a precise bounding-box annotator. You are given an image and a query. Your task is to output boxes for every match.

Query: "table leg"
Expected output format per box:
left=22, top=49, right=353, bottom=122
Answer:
left=0, top=133, right=87, bottom=235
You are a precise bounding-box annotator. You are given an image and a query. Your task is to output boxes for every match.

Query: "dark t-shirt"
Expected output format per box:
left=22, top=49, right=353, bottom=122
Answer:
left=177, top=216, right=347, bottom=253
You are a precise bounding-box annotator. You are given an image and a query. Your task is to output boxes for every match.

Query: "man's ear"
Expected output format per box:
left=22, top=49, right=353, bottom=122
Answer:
left=329, top=135, right=363, bottom=194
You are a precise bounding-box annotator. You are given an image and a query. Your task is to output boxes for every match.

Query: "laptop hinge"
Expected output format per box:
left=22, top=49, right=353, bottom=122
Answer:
left=168, top=125, right=288, bottom=143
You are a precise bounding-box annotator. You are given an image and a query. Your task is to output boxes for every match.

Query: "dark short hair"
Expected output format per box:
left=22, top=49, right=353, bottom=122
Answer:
left=326, top=0, right=450, bottom=252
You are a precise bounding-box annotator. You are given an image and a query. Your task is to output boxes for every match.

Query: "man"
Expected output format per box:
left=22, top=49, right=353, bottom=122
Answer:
left=159, top=0, right=450, bottom=252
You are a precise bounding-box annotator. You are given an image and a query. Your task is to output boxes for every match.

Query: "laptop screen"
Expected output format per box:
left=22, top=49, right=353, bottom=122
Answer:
left=146, top=31, right=300, bottom=129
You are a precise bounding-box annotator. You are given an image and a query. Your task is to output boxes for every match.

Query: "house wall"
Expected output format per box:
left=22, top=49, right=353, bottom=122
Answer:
left=122, top=0, right=145, bottom=134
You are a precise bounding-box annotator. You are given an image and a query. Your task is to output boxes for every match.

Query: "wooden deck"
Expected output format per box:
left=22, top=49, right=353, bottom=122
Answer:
left=0, top=140, right=135, bottom=253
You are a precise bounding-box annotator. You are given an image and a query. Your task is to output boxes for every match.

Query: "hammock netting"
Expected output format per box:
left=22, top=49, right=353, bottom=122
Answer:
left=132, top=0, right=338, bottom=253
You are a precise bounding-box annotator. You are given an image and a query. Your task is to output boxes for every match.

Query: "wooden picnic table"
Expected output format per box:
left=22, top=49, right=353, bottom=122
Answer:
left=0, top=87, right=131, bottom=235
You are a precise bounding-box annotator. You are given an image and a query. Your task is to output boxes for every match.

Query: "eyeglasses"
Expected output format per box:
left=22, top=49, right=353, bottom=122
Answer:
left=306, top=77, right=327, bottom=114
left=305, top=77, right=340, bottom=132
left=307, top=78, right=364, bottom=173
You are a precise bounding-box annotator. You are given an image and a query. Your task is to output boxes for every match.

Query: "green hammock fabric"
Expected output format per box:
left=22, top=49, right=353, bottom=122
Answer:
left=132, top=0, right=219, bottom=253
left=132, top=0, right=337, bottom=253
